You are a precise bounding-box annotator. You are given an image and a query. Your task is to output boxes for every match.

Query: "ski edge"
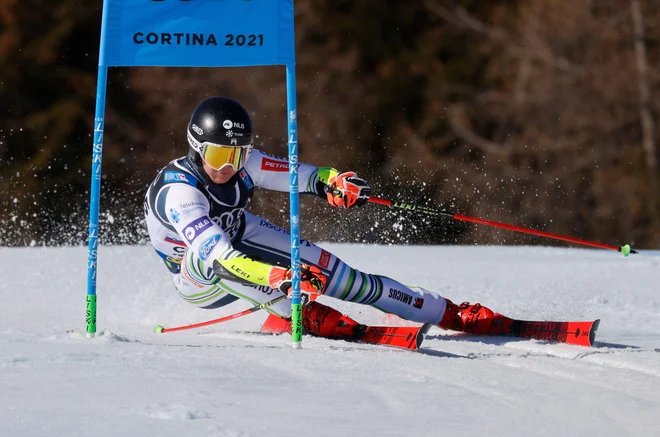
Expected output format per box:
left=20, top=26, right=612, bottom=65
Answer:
left=589, top=319, right=601, bottom=347
left=416, top=322, right=433, bottom=349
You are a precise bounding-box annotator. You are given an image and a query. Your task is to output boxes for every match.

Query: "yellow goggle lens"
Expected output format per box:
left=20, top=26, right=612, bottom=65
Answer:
left=202, top=144, right=249, bottom=170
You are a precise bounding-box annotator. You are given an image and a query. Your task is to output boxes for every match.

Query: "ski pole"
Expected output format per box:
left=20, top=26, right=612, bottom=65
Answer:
left=368, top=197, right=637, bottom=256
left=154, top=295, right=288, bottom=334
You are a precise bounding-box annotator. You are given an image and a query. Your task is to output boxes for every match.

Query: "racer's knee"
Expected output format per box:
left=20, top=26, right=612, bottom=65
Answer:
left=172, top=248, right=232, bottom=308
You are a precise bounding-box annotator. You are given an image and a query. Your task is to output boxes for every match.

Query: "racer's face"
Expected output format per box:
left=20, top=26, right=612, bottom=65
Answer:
left=202, top=161, right=237, bottom=184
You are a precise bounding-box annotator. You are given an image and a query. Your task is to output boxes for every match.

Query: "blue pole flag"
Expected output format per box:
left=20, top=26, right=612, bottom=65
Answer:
left=87, top=0, right=302, bottom=346
left=101, top=0, right=295, bottom=67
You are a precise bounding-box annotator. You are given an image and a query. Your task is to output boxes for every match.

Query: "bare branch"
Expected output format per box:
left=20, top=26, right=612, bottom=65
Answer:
left=446, top=104, right=514, bottom=156
left=630, top=0, right=657, bottom=170
left=424, top=0, right=581, bottom=74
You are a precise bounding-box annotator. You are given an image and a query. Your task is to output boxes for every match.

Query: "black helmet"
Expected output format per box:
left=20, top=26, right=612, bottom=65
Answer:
left=186, top=97, right=254, bottom=172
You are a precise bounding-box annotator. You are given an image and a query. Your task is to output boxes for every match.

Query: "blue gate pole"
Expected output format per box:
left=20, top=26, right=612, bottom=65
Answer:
left=86, top=0, right=111, bottom=338
left=86, top=66, right=108, bottom=338
left=286, top=64, right=302, bottom=348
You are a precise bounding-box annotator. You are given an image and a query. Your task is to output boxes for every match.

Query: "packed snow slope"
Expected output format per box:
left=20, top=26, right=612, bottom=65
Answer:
left=1, top=244, right=659, bottom=437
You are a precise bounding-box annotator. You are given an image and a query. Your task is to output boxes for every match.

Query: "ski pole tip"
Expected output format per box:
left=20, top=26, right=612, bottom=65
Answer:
left=154, top=325, right=165, bottom=333
left=619, top=244, right=635, bottom=256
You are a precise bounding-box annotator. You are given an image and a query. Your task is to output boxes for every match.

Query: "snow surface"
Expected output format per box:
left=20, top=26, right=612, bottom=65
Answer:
left=1, top=244, right=659, bottom=437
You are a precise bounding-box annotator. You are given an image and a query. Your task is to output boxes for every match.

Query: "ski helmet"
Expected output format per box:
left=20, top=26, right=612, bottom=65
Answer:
left=186, top=97, right=254, bottom=172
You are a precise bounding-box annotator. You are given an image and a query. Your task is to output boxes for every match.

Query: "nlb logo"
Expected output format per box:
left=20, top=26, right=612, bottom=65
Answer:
left=182, top=216, right=212, bottom=243
left=223, top=119, right=246, bottom=130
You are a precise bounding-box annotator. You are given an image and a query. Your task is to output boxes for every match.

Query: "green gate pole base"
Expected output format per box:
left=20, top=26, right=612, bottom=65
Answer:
left=86, top=294, right=97, bottom=338
left=291, top=302, right=302, bottom=348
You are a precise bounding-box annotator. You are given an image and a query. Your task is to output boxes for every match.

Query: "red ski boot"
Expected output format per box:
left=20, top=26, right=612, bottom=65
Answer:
left=438, top=299, right=512, bottom=335
left=261, top=301, right=362, bottom=339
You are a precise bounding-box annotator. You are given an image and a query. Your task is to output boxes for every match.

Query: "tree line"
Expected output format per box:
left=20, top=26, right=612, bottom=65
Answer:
left=1, top=0, right=658, bottom=248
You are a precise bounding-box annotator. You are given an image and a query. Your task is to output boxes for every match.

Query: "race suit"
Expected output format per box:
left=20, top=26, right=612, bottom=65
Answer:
left=144, top=150, right=447, bottom=322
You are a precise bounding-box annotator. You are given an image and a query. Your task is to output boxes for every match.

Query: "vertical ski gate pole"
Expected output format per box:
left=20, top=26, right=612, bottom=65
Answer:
left=88, top=0, right=302, bottom=347
left=286, top=67, right=303, bottom=347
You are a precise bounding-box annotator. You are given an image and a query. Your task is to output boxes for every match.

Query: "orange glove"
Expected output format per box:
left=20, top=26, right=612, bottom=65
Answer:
left=268, top=264, right=327, bottom=297
left=327, top=171, right=372, bottom=208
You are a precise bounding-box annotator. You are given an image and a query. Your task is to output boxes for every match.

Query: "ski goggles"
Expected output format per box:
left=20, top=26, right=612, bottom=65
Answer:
left=200, top=142, right=252, bottom=170
left=187, top=131, right=252, bottom=170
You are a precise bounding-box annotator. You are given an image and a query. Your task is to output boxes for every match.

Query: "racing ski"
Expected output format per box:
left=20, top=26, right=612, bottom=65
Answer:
left=503, top=319, right=600, bottom=347
left=356, top=323, right=433, bottom=351
left=261, top=313, right=432, bottom=351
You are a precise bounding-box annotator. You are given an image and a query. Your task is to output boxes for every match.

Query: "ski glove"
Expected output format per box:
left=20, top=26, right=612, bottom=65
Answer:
left=213, top=255, right=326, bottom=303
left=268, top=264, right=327, bottom=299
left=327, top=171, right=372, bottom=208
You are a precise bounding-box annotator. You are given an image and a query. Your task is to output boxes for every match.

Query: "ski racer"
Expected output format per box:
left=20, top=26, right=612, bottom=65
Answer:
left=144, top=96, right=510, bottom=339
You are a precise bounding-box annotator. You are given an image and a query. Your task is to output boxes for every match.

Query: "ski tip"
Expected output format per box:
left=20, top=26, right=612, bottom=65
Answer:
left=590, top=319, right=601, bottom=346
left=415, top=323, right=433, bottom=350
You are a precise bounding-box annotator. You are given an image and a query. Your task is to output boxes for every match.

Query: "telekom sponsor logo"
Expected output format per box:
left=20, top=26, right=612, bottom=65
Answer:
left=261, top=157, right=289, bottom=172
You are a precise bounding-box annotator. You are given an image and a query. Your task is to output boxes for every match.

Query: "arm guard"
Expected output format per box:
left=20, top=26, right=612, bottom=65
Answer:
left=212, top=251, right=273, bottom=287
left=312, top=166, right=339, bottom=198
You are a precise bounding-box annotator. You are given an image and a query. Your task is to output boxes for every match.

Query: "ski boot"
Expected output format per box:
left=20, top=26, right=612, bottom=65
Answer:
left=261, top=301, right=363, bottom=339
left=438, top=299, right=513, bottom=335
